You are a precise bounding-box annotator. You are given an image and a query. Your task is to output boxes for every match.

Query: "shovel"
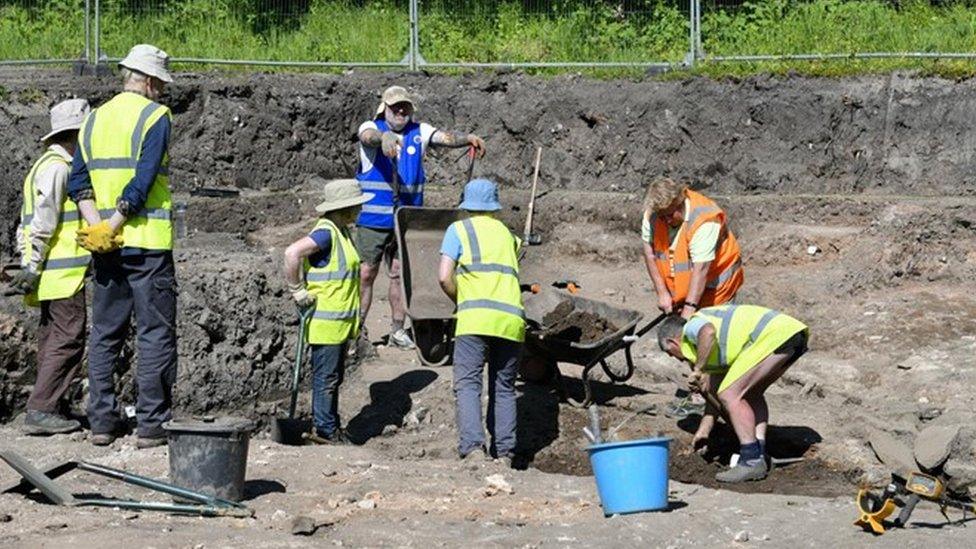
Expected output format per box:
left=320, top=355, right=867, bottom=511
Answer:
left=522, top=146, right=543, bottom=246
left=271, top=307, right=314, bottom=445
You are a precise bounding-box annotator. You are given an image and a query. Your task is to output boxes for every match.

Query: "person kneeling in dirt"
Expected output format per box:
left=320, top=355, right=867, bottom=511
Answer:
left=283, top=178, right=373, bottom=444
left=657, top=305, right=809, bottom=483
left=355, top=85, right=487, bottom=350
left=8, top=99, right=91, bottom=435
left=438, top=179, right=523, bottom=464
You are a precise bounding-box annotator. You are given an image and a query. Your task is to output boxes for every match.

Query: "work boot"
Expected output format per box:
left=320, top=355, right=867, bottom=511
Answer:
left=22, top=410, right=81, bottom=436
left=91, top=432, right=117, bottom=446
left=389, top=328, right=415, bottom=349
left=715, top=459, right=769, bottom=483
left=306, top=428, right=353, bottom=445
left=136, top=436, right=168, bottom=449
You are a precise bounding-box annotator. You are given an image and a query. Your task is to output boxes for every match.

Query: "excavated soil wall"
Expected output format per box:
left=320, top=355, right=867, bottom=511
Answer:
left=2, top=69, right=976, bottom=422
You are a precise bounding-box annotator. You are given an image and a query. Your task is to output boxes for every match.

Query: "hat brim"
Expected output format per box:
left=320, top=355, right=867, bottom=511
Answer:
left=40, top=121, right=84, bottom=142
left=374, top=99, right=415, bottom=118
left=315, top=192, right=373, bottom=213
left=458, top=200, right=501, bottom=212
left=119, top=61, right=174, bottom=84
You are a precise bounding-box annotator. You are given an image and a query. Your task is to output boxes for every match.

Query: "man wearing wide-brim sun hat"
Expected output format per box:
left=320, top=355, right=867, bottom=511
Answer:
left=283, top=177, right=373, bottom=445
left=66, top=43, right=176, bottom=449
left=8, top=98, right=91, bottom=436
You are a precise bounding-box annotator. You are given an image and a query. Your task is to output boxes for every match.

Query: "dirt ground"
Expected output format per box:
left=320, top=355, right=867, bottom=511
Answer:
left=1, top=69, right=975, bottom=546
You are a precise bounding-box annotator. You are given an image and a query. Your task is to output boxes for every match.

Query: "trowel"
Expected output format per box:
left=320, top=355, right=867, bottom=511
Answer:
left=271, top=307, right=314, bottom=445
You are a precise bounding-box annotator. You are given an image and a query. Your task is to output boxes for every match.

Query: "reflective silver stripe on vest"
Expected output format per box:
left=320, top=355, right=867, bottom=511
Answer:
left=132, top=103, right=164, bottom=158
left=706, top=259, right=742, bottom=290
left=653, top=251, right=667, bottom=261
left=82, top=109, right=97, bottom=163
left=748, top=309, right=780, bottom=344
left=686, top=205, right=719, bottom=227
left=307, top=223, right=355, bottom=282
left=88, top=158, right=137, bottom=170
left=307, top=271, right=355, bottom=282
left=460, top=218, right=482, bottom=262
left=673, top=261, right=694, bottom=273
left=700, top=305, right=738, bottom=367
left=457, top=299, right=525, bottom=318
left=399, top=183, right=423, bottom=194
left=21, top=210, right=82, bottom=226
left=43, top=255, right=91, bottom=270
left=362, top=204, right=394, bottom=215
left=359, top=180, right=392, bottom=192
left=313, top=310, right=358, bottom=321
left=98, top=207, right=172, bottom=220
left=458, top=263, right=518, bottom=277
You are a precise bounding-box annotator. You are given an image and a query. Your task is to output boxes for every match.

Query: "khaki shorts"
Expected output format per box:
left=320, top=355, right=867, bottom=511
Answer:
left=355, top=226, right=400, bottom=274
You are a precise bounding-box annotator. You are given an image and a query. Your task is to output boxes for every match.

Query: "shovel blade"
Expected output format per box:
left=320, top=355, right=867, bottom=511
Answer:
left=271, top=418, right=310, bottom=446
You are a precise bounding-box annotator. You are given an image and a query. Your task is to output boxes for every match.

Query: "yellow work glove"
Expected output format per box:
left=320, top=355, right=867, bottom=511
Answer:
left=76, top=221, right=124, bottom=254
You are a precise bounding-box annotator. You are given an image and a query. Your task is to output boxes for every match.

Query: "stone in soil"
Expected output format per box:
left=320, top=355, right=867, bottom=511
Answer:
left=914, top=424, right=961, bottom=471
left=869, top=428, right=917, bottom=478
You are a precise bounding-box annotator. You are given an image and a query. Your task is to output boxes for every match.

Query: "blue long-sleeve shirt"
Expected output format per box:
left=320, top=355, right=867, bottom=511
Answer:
left=68, top=115, right=171, bottom=255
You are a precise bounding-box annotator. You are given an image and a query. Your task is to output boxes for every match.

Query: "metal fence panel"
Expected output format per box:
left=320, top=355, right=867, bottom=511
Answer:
left=95, top=0, right=411, bottom=66
left=0, top=0, right=89, bottom=64
left=416, top=0, right=693, bottom=67
left=701, top=0, right=976, bottom=61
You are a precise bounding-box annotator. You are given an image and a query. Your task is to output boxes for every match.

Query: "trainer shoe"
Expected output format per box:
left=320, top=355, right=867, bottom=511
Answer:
left=715, top=459, right=769, bottom=483
left=306, top=428, right=354, bottom=445
left=22, top=410, right=81, bottom=436
left=136, top=436, right=168, bottom=449
left=389, top=328, right=415, bottom=349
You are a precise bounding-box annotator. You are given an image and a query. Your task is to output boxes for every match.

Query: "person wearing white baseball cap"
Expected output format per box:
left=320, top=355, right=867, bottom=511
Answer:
left=283, top=177, right=373, bottom=444
left=8, top=98, right=91, bottom=436
left=355, top=85, right=487, bottom=351
left=66, top=43, right=176, bottom=449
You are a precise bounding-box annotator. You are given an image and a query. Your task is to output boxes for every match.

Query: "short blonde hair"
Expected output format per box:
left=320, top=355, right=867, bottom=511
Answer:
left=643, top=176, right=687, bottom=213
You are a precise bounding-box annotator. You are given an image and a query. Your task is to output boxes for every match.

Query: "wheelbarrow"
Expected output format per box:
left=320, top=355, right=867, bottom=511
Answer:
left=523, top=288, right=666, bottom=408
left=394, top=206, right=463, bottom=366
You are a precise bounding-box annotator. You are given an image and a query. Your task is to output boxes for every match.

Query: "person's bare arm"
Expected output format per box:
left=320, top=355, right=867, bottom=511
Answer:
left=359, top=127, right=383, bottom=148
left=430, top=130, right=486, bottom=158
left=438, top=255, right=458, bottom=301
left=77, top=199, right=102, bottom=226
left=643, top=241, right=673, bottom=313
left=682, top=260, right=712, bottom=318
left=283, top=237, right=320, bottom=286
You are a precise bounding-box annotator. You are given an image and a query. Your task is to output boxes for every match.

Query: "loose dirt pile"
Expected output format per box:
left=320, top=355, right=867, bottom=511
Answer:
left=541, top=300, right=619, bottom=344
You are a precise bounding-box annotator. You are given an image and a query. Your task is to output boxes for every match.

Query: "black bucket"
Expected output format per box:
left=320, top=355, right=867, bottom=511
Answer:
left=163, top=417, right=255, bottom=502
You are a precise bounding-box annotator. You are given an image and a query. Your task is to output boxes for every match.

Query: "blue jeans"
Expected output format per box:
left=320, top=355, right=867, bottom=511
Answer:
left=452, top=335, right=521, bottom=458
left=87, top=251, right=178, bottom=439
left=311, top=343, right=346, bottom=437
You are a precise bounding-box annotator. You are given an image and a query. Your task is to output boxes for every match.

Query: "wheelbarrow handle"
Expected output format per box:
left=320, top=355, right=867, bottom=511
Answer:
left=630, top=313, right=668, bottom=341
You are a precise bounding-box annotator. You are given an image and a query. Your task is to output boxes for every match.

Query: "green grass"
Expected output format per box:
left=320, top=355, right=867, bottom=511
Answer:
left=1, top=0, right=976, bottom=78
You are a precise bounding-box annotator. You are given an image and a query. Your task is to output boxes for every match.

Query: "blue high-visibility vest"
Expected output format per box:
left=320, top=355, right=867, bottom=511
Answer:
left=355, top=119, right=426, bottom=229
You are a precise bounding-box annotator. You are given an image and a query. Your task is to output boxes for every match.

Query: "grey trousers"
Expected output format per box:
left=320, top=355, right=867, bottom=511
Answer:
left=87, top=251, right=178, bottom=438
left=452, top=334, right=521, bottom=458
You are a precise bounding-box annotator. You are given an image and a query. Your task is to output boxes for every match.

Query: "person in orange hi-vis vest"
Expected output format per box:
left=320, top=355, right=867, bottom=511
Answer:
left=642, top=176, right=745, bottom=454
left=641, top=176, right=744, bottom=320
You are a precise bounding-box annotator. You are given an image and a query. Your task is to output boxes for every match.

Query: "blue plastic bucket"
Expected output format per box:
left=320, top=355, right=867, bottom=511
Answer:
left=587, top=436, right=672, bottom=515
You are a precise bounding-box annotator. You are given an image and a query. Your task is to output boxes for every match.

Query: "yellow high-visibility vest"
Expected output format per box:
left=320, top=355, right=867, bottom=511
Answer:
left=79, top=91, right=173, bottom=250
left=19, top=150, right=90, bottom=305
left=680, top=304, right=809, bottom=392
left=306, top=218, right=361, bottom=345
left=453, top=215, right=525, bottom=342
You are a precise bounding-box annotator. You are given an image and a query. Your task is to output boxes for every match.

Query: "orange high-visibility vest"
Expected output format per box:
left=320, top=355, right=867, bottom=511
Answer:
left=650, top=189, right=743, bottom=305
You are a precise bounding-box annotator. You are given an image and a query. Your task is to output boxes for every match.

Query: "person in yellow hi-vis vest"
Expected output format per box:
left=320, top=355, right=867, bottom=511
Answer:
left=67, top=44, right=176, bottom=449
left=283, top=178, right=372, bottom=445
left=657, top=305, right=809, bottom=483
left=7, top=99, right=91, bottom=436
left=438, top=179, right=524, bottom=466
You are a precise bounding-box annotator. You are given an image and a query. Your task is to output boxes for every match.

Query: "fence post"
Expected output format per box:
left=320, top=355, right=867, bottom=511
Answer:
left=694, top=0, right=703, bottom=61
left=84, top=0, right=91, bottom=64
left=410, top=0, right=425, bottom=70
left=685, top=0, right=695, bottom=66
left=94, top=0, right=100, bottom=68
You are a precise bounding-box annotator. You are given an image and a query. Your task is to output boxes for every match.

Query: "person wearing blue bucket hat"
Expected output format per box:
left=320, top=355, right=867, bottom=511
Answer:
left=438, top=179, right=524, bottom=465
left=657, top=305, right=809, bottom=483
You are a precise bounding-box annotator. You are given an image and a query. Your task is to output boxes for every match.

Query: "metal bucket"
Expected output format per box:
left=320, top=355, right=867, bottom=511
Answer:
left=163, top=417, right=255, bottom=502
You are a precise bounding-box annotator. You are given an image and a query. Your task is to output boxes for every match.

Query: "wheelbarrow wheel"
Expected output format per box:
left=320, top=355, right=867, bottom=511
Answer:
left=518, top=352, right=556, bottom=384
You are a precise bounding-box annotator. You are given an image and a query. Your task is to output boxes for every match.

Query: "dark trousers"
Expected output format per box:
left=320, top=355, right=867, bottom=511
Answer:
left=87, top=251, right=178, bottom=438
left=311, top=343, right=346, bottom=437
left=452, top=335, right=521, bottom=458
left=27, top=290, right=86, bottom=413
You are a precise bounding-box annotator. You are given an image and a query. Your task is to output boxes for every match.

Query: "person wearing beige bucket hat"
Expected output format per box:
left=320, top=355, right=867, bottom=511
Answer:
left=7, top=98, right=91, bottom=436
left=355, top=85, right=487, bottom=351
left=283, top=177, right=373, bottom=444
left=66, top=43, right=177, bottom=449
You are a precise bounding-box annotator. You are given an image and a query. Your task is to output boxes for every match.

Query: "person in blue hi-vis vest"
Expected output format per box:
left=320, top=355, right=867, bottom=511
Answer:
left=355, top=85, right=486, bottom=350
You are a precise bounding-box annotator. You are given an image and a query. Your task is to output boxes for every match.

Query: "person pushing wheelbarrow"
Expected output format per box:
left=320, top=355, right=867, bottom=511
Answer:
left=282, top=178, right=373, bottom=444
